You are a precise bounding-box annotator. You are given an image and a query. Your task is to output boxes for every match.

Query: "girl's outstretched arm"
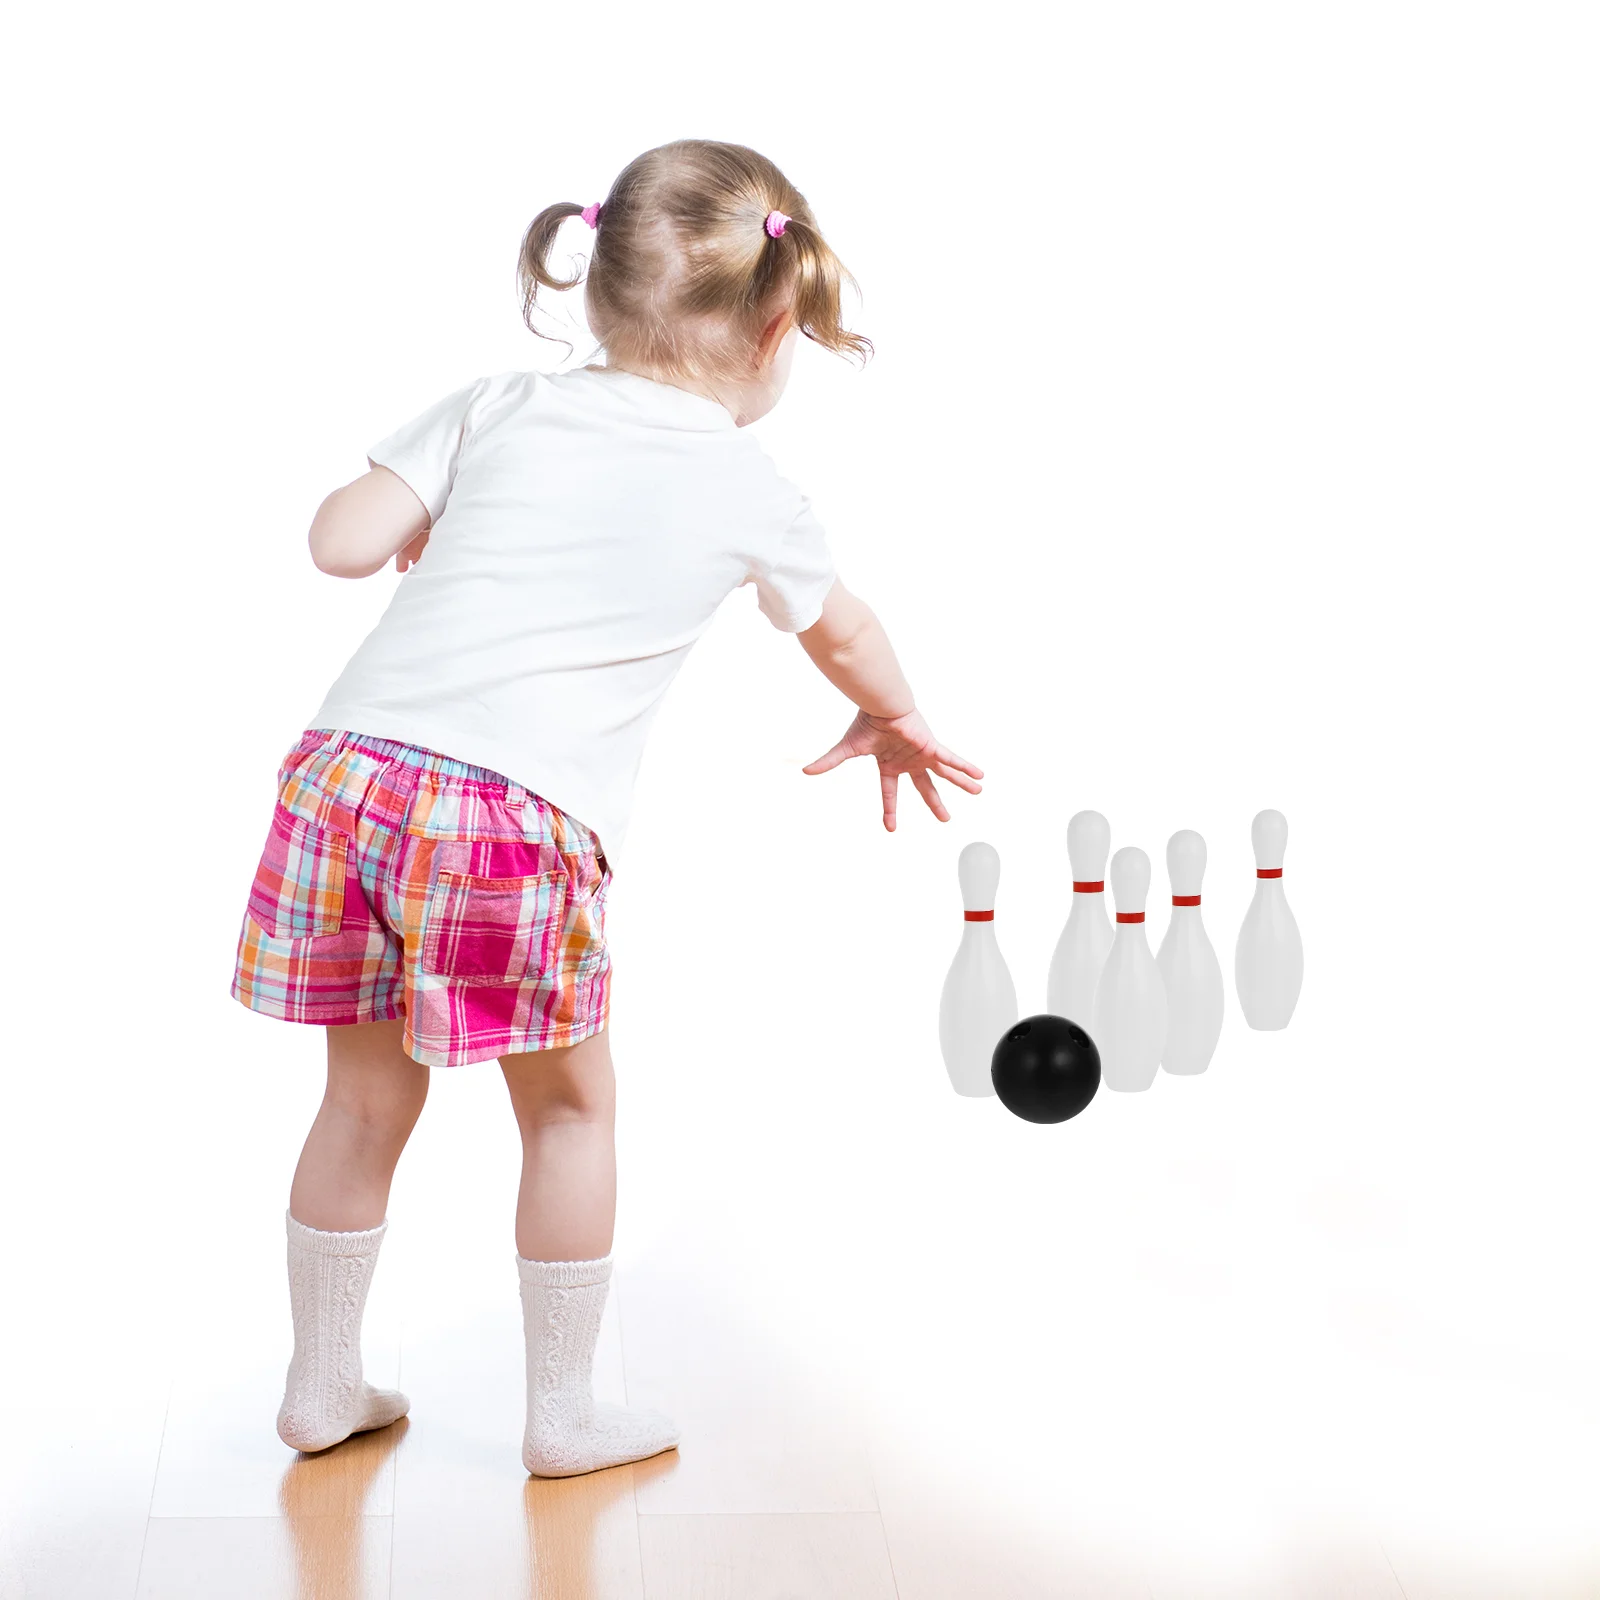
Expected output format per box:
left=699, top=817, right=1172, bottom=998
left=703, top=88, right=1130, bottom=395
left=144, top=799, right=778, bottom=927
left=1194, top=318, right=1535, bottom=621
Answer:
left=797, top=580, right=983, bottom=832
left=308, top=464, right=432, bottom=578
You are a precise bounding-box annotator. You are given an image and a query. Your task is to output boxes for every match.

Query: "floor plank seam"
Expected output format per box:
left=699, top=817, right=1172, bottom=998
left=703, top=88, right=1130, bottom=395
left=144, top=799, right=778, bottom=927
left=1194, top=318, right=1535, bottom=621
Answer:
left=1379, top=1536, right=1410, bottom=1599
left=132, top=1367, right=176, bottom=1599
left=633, top=1510, right=907, bottom=1517
left=144, top=1513, right=395, bottom=1523
left=617, top=1274, right=652, bottom=1600
left=863, top=1433, right=901, bottom=1600
left=389, top=1316, right=405, bottom=1599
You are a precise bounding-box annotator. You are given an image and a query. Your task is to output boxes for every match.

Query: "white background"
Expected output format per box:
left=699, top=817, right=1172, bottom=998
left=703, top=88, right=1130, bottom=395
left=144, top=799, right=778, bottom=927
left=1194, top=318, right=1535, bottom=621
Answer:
left=3, top=0, right=1596, bottom=1592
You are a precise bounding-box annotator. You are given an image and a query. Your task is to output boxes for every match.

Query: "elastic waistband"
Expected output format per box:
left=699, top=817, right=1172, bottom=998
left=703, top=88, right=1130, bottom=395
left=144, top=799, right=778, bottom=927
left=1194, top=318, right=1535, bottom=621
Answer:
left=302, top=727, right=529, bottom=798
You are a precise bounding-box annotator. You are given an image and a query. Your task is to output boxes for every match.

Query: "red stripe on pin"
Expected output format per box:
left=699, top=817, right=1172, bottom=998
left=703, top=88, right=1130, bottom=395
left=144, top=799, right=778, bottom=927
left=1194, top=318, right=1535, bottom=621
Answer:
left=1116, top=912, right=1144, bottom=923
left=1257, top=868, right=1283, bottom=878
left=1072, top=880, right=1104, bottom=893
left=1172, top=895, right=1201, bottom=906
left=964, top=910, right=994, bottom=921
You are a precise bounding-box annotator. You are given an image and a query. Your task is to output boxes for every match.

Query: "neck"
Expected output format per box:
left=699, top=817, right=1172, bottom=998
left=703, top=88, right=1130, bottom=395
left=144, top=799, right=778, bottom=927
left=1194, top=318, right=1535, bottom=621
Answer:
left=595, top=358, right=740, bottom=421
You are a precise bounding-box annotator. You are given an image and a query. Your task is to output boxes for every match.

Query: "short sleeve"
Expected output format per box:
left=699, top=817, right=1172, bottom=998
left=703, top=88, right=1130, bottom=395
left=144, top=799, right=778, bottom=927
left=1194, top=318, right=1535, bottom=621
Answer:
left=745, top=495, right=836, bottom=632
left=365, top=376, right=489, bottom=526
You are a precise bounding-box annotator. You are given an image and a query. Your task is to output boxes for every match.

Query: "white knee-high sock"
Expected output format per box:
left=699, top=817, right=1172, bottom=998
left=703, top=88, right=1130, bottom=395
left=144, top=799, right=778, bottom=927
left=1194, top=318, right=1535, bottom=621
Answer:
left=277, top=1212, right=410, bottom=1453
left=518, top=1254, right=680, bottom=1477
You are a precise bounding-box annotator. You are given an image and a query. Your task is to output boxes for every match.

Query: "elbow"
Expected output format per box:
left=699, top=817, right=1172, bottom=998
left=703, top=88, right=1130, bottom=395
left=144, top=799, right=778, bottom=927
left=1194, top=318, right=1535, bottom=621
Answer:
left=800, top=582, right=876, bottom=661
left=309, top=537, right=342, bottom=576
left=308, top=492, right=365, bottom=578
left=308, top=494, right=339, bottom=573
left=309, top=543, right=362, bottom=579
left=828, top=606, right=878, bottom=664
left=311, top=544, right=379, bottom=579
left=313, top=556, right=367, bottom=580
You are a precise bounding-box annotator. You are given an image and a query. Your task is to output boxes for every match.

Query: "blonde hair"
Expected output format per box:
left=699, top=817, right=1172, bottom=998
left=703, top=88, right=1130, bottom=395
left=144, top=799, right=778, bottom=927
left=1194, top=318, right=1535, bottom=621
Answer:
left=517, top=140, right=871, bottom=384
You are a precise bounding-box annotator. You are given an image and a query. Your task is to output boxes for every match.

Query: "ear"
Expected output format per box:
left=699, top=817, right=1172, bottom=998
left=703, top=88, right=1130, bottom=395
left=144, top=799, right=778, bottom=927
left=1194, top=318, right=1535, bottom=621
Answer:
left=756, top=307, right=795, bottom=369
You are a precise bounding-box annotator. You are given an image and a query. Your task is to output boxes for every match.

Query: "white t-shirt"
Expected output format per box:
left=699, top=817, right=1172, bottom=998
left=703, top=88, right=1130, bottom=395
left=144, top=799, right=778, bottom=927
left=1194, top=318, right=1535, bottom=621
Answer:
left=308, top=366, right=835, bottom=857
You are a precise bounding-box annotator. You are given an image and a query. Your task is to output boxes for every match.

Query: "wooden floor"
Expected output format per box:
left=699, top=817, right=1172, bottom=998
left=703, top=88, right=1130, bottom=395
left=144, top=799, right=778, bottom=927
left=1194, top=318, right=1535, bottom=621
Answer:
left=6, top=1012, right=1598, bottom=1600
left=8, top=1238, right=1597, bottom=1600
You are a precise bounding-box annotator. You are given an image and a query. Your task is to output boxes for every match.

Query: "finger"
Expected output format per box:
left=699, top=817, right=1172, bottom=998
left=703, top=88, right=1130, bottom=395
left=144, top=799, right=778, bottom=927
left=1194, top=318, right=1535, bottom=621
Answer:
left=802, top=740, right=853, bottom=776
left=881, top=768, right=899, bottom=832
left=931, top=761, right=983, bottom=795
left=934, top=745, right=984, bottom=780
left=912, top=768, right=951, bottom=823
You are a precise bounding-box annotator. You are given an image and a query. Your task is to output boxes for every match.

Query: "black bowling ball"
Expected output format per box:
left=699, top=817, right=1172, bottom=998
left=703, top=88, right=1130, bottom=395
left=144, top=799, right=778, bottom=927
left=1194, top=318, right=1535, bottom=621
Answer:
left=990, top=1014, right=1101, bottom=1124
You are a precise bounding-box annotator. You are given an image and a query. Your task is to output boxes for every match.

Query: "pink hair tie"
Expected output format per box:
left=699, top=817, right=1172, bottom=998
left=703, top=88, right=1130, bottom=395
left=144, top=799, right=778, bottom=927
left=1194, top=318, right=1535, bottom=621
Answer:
left=764, top=209, right=790, bottom=238
left=580, top=202, right=603, bottom=229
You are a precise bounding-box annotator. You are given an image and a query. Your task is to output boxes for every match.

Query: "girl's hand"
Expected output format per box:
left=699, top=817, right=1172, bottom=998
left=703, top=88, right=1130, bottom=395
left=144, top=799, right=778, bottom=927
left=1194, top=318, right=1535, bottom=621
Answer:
left=395, top=528, right=430, bottom=572
left=803, top=708, right=983, bottom=831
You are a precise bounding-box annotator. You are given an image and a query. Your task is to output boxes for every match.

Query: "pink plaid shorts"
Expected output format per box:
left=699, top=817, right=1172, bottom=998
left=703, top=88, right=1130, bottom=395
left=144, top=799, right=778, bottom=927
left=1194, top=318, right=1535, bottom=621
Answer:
left=231, top=728, right=612, bottom=1067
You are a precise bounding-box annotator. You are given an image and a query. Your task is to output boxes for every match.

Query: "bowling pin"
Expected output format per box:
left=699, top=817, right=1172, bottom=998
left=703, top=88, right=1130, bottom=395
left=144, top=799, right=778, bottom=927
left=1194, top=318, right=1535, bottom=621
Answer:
left=1045, top=809, right=1113, bottom=1029
left=1234, top=809, right=1303, bottom=1030
left=938, top=842, right=1018, bottom=1098
left=1156, top=830, right=1224, bottom=1074
left=1092, top=847, right=1168, bottom=1093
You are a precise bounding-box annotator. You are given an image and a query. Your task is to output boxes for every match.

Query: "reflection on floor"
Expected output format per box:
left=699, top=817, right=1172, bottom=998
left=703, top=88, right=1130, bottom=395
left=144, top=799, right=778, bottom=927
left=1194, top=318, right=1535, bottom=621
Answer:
left=8, top=1228, right=1597, bottom=1600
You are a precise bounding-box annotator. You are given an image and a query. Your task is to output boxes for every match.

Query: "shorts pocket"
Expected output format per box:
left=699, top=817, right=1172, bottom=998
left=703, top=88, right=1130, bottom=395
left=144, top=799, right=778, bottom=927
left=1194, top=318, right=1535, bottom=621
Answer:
left=421, top=869, right=570, bottom=986
left=573, top=861, right=612, bottom=977
left=247, top=801, right=349, bottom=938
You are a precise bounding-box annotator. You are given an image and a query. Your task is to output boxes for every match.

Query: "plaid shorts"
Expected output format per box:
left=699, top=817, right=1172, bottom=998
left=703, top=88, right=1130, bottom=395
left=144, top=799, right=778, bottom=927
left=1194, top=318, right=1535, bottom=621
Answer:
left=231, top=728, right=612, bottom=1067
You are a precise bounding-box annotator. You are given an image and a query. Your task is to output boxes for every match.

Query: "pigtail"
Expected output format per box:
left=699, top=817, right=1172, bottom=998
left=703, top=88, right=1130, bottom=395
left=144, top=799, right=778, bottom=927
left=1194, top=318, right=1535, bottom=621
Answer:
left=517, top=202, right=589, bottom=338
left=779, top=217, right=873, bottom=365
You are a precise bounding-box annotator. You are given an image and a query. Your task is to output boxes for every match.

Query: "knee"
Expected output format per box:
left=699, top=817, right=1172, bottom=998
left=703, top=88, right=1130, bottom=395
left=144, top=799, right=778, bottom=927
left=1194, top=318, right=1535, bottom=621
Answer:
left=515, top=1076, right=615, bottom=1131
left=503, top=1032, right=615, bottom=1131
left=506, top=1063, right=614, bottom=1131
left=325, top=1080, right=426, bottom=1143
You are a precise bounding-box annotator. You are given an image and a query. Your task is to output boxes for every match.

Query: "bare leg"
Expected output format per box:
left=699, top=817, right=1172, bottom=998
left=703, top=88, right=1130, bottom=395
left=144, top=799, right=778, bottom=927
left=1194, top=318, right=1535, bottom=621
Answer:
left=502, top=1028, right=679, bottom=1475
left=290, top=1017, right=429, bottom=1231
left=500, top=1029, right=616, bottom=1262
left=278, top=1017, right=422, bottom=1451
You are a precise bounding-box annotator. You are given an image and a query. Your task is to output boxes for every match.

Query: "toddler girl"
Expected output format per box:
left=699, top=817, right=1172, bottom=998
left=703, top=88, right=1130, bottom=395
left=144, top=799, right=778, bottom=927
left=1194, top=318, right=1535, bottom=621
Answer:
left=232, top=138, right=981, bottom=1477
